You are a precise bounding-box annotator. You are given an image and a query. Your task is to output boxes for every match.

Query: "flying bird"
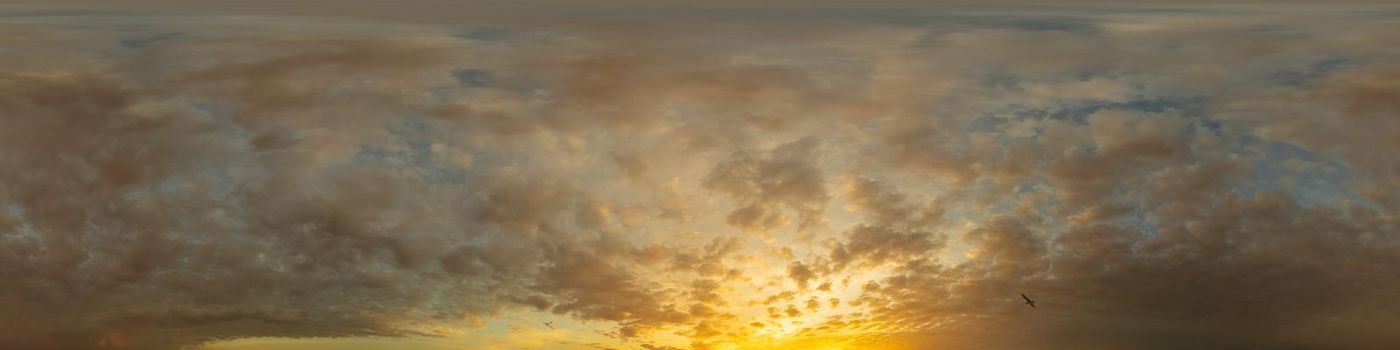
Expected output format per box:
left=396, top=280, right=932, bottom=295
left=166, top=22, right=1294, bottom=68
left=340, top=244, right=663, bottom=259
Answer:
left=543, top=321, right=554, bottom=329
left=1021, top=293, right=1036, bottom=309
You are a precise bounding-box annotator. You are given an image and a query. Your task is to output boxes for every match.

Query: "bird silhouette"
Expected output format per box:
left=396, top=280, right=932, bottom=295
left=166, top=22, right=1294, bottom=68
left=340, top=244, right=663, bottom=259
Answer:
left=1021, top=293, right=1036, bottom=308
left=542, top=321, right=554, bottom=329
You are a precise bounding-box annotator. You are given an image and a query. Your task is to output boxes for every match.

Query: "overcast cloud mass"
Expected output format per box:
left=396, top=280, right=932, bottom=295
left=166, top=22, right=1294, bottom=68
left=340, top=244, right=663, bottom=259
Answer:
left=1, top=1, right=1399, bottom=350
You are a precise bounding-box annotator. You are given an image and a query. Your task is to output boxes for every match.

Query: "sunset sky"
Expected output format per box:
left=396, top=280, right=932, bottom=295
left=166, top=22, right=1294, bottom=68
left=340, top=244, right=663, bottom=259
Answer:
left=2, top=1, right=1399, bottom=350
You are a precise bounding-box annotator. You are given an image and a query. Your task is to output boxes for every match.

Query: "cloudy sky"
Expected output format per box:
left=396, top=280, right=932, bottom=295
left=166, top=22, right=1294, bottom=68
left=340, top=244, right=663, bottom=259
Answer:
left=2, top=1, right=1399, bottom=350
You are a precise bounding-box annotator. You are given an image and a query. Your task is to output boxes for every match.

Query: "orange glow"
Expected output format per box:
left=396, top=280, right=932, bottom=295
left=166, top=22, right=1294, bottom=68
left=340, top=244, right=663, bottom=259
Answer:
left=97, top=332, right=128, bottom=349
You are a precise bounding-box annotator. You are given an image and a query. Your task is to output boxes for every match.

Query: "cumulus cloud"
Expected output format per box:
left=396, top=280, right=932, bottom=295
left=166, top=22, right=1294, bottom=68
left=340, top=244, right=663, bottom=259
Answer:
left=704, top=138, right=829, bottom=233
left=1, top=4, right=1399, bottom=350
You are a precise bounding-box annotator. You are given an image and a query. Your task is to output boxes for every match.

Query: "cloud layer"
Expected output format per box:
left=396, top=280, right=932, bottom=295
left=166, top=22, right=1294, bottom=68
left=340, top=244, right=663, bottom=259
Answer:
left=0, top=5, right=1398, bottom=350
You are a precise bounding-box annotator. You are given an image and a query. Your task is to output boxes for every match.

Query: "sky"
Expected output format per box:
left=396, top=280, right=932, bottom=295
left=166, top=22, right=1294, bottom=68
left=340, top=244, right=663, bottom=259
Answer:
left=1, top=1, right=1399, bottom=350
